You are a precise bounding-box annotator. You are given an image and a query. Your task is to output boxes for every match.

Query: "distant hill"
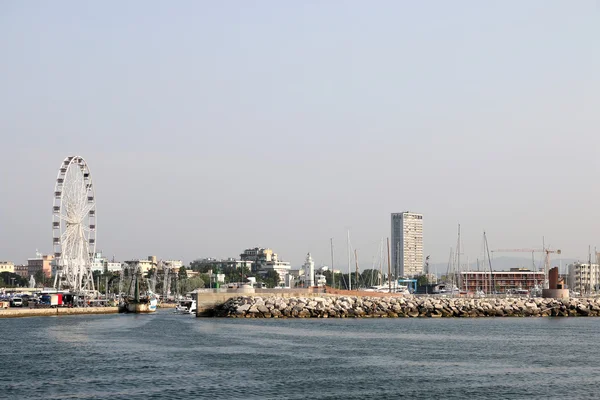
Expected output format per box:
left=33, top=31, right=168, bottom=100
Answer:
left=429, top=256, right=578, bottom=275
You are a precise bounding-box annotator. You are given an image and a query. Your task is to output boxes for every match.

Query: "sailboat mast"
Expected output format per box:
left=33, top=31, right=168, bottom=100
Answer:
left=484, top=231, right=494, bottom=294
left=387, top=237, right=392, bottom=293
left=354, top=249, right=359, bottom=289
left=330, top=238, right=335, bottom=289
left=396, top=241, right=400, bottom=284
left=455, top=224, right=460, bottom=296
left=446, top=247, right=453, bottom=283
left=379, top=238, right=384, bottom=286
left=589, top=245, right=592, bottom=295
left=347, top=230, right=351, bottom=291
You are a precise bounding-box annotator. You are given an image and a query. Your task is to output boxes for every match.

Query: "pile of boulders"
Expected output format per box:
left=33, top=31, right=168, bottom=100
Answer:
left=210, top=295, right=600, bottom=318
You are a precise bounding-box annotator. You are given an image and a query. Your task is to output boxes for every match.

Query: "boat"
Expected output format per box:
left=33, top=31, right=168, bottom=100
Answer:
left=124, top=295, right=158, bottom=313
left=363, top=282, right=410, bottom=294
left=174, top=299, right=196, bottom=314
left=119, top=271, right=157, bottom=313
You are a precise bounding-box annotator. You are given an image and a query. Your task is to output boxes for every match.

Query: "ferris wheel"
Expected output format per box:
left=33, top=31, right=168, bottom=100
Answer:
left=52, top=156, right=96, bottom=292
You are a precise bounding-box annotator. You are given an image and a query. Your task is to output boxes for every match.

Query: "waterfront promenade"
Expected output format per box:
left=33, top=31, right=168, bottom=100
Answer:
left=0, top=306, right=118, bottom=318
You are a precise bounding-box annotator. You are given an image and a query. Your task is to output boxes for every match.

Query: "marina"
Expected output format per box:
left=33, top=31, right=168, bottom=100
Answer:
left=1, top=2, right=596, bottom=399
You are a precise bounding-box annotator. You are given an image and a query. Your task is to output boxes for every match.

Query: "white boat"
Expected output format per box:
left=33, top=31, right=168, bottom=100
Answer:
left=174, top=299, right=196, bottom=314
left=363, top=283, right=410, bottom=294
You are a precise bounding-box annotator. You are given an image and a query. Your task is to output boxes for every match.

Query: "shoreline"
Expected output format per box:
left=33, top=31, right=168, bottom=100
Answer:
left=209, top=295, right=600, bottom=318
left=0, top=307, right=118, bottom=318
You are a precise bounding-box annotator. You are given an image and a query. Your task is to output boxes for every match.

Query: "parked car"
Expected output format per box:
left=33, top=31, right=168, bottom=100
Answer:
left=10, top=297, right=23, bottom=307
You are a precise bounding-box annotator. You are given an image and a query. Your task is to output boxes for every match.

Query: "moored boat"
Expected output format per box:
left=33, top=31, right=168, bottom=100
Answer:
left=174, top=299, right=196, bottom=314
left=119, top=271, right=157, bottom=314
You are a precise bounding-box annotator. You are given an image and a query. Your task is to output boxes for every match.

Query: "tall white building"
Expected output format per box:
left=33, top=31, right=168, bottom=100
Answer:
left=391, top=212, right=423, bottom=278
left=568, top=262, right=600, bottom=294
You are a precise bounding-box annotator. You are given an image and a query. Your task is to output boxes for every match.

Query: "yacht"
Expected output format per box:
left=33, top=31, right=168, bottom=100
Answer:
left=363, top=283, right=410, bottom=294
left=174, top=299, right=197, bottom=314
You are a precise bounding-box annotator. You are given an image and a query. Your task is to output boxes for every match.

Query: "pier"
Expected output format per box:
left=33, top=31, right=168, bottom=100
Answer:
left=209, top=295, right=600, bottom=318
left=194, top=288, right=326, bottom=317
left=0, top=307, right=118, bottom=318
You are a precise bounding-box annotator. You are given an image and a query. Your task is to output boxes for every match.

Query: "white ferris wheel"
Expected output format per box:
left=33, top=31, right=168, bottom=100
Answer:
left=52, top=156, right=96, bottom=292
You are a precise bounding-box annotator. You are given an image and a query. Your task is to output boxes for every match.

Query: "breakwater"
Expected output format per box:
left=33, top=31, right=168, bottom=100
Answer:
left=0, top=307, right=118, bottom=318
left=211, top=295, right=600, bottom=318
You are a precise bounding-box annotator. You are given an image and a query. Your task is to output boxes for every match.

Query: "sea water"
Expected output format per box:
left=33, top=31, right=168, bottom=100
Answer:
left=1, top=310, right=599, bottom=400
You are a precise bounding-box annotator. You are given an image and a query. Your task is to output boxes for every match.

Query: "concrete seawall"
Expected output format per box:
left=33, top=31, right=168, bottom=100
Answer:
left=0, top=307, right=118, bottom=318
left=211, top=295, right=600, bottom=318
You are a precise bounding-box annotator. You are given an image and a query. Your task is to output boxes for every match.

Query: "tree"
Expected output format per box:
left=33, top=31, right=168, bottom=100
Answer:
left=34, top=270, right=52, bottom=287
left=1, top=272, right=28, bottom=287
left=323, top=270, right=344, bottom=289
left=338, top=273, right=362, bottom=290
left=415, top=275, right=429, bottom=287
left=182, top=276, right=205, bottom=292
left=259, top=270, right=280, bottom=288
left=361, top=269, right=382, bottom=287
left=178, top=266, right=188, bottom=279
left=221, top=265, right=249, bottom=284
left=199, top=273, right=212, bottom=288
left=189, top=260, right=216, bottom=273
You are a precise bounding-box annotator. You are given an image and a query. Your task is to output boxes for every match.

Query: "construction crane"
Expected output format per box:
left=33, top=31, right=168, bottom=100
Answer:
left=491, top=248, right=561, bottom=289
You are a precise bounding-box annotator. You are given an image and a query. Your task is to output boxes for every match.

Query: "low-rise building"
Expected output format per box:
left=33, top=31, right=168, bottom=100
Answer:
left=460, top=268, right=545, bottom=293
left=240, top=247, right=279, bottom=272
left=14, top=265, right=29, bottom=278
left=106, top=262, right=124, bottom=273
left=220, top=258, right=253, bottom=270
left=240, top=247, right=291, bottom=284
left=0, top=261, right=14, bottom=274
left=568, top=262, right=600, bottom=295
left=91, top=251, right=124, bottom=273
left=260, top=260, right=292, bottom=286
left=27, top=252, right=54, bottom=278
left=190, top=257, right=253, bottom=273
left=124, top=258, right=156, bottom=275
left=163, top=260, right=183, bottom=271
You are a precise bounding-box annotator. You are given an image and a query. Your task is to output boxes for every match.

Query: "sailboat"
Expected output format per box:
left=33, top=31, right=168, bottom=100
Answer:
left=119, top=271, right=158, bottom=313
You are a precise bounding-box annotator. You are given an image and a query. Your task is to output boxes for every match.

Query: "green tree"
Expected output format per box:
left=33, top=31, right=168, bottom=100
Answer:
left=323, top=270, right=345, bottom=289
left=361, top=269, right=382, bottom=287
left=1, top=272, right=28, bottom=287
left=259, top=270, right=280, bottom=288
left=415, top=274, right=429, bottom=287
left=182, top=276, right=205, bottom=292
left=221, top=266, right=250, bottom=284
left=189, top=260, right=216, bottom=273
left=178, top=266, right=188, bottom=279
left=338, top=273, right=362, bottom=290
left=199, top=273, right=212, bottom=288
left=34, top=270, right=53, bottom=287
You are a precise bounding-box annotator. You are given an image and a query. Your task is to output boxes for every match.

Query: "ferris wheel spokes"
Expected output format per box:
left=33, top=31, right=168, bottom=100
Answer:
left=52, top=156, right=97, bottom=293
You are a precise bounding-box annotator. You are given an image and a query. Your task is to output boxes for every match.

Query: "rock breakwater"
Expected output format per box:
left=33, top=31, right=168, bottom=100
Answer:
left=210, top=296, right=600, bottom=318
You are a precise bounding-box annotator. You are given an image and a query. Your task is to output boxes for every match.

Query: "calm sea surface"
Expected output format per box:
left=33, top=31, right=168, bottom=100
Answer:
left=1, top=310, right=600, bottom=400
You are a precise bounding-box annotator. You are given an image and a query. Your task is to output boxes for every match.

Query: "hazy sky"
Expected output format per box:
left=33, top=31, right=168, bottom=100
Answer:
left=1, top=1, right=598, bottom=270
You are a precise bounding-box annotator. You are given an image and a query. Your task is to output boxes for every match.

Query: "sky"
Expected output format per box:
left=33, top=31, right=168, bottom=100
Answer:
left=0, top=1, right=598, bottom=270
